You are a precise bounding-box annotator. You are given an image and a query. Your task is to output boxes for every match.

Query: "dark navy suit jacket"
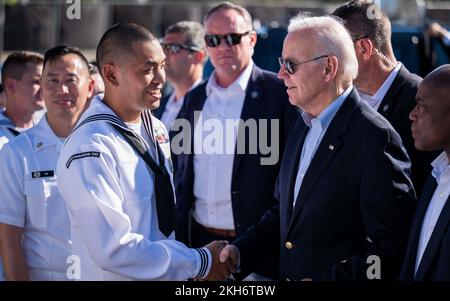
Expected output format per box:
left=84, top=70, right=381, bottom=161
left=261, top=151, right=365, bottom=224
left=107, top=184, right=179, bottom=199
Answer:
left=400, top=173, right=450, bottom=281
left=377, top=65, right=437, bottom=196
left=232, top=88, right=416, bottom=280
left=173, top=65, right=298, bottom=251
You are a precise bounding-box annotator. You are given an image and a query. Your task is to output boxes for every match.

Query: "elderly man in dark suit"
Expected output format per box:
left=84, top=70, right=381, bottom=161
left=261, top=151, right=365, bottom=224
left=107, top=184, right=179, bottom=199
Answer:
left=172, top=2, right=298, bottom=280
left=218, top=14, right=416, bottom=281
left=332, top=0, right=438, bottom=196
left=400, top=65, right=450, bottom=281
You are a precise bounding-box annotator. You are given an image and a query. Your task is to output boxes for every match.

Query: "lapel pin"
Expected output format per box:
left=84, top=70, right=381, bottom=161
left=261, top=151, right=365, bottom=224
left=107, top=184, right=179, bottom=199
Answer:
left=36, top=142, right=43, bottom=149
left=383, top=104, right=390, bottom=112
left=251, top=90, right=259, bottom=99
left=329, top=144, right=334, bottom=151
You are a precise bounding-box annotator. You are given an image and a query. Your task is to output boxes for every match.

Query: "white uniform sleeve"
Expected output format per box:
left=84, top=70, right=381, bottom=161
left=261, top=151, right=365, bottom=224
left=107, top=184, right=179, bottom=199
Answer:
left=0, top=142, right=26, bottom=228
left=56, top=135, right=211, bottom=280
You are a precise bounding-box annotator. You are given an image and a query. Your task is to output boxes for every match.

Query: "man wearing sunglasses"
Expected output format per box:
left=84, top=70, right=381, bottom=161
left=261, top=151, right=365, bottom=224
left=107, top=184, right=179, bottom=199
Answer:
left=174, top=2, right=298, bottom=280
left=154, top=21, right=206, bottom=133
left=333, top=0, right=438, bottom=197
left=219, top=15, right=415, bottom=281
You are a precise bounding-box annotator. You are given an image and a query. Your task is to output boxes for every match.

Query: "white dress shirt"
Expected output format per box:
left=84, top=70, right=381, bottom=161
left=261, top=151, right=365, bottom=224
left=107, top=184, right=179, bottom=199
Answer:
left=56, top=96, right=210, bottom=280
left=415, top=151, right=450, bottom=275
left=358, top=62, right=402, bottom=111
left=161, top=79, right=202, bottom=131
left=0, top=116, right=71, bottom=280
left=293, top=86, right=353, bottom=205
left=192, top=61, right=254, bottom=230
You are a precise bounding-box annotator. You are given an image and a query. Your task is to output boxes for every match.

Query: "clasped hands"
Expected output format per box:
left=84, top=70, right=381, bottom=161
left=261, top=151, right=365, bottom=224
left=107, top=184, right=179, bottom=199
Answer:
left=201, top=240, right=240, bottom=281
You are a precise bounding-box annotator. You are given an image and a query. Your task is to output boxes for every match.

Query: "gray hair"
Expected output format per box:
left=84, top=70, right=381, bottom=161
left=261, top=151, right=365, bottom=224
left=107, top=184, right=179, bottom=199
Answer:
left=287, top=14, right=358, bottom=84
left=165, top=21, right=206, bottom=51
left=204, top=2, right=253, bottom=31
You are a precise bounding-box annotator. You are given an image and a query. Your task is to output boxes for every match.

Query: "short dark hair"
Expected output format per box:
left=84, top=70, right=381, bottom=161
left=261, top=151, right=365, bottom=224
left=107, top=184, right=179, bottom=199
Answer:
left=43, top=45, right=90, bottom=72
left=165, top=21, right=205, bottom=51
left=332, top=0, right=392, bottom=55
left=204, top=2, right=253, bottom=31
left=2, top=51, right=43, bottom=83
left=96, top=22, right=157, bottom=75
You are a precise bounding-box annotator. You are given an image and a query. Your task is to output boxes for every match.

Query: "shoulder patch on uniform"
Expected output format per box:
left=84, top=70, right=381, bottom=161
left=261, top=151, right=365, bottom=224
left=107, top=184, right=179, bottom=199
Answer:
left=66, top=151, right=100, bottom=168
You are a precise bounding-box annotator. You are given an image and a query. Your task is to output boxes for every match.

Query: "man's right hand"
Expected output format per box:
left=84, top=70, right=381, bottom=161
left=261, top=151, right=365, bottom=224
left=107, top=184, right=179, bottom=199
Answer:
left=219, top=244, right=239, bottom=274
left=203, top=240, right=231, bottom=281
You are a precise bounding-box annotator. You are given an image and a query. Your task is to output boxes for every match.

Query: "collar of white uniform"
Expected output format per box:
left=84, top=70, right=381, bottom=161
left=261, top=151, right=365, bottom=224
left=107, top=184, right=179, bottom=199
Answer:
left=32, top=115, right=64, bottom=151
left=76, top=94, right=155, bottom=137
left=205, top=60, right=254, bottom=97
left=0, top=109, right=15, bottom=128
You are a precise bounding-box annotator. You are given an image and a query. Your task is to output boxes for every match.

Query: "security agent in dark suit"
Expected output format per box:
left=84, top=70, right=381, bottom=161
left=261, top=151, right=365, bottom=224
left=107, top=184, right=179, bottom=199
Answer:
left=172, top=2, right=298, bottom=280
left=218, top=15, right=416, bottom=281
left=332, top=0, right=438, bottom=196
left=400, top=65, right=450, bottom=281
left=152, top=21, right=206, bottom=131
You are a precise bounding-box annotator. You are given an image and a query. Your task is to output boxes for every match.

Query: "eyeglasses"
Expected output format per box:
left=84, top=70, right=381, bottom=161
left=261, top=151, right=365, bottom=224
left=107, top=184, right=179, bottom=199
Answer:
left=204, top=31, right=250, bottom=47
left=278, top=55, right=328, bottom=75
left=352, top=34, right=369, bottom=42
left=161, top=43, right=201, bottom=54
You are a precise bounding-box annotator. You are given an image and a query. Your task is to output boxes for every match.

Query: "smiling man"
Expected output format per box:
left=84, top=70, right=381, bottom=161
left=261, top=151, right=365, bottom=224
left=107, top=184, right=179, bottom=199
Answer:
left=219, top=14, right=416, bottom=281
left=0, top=45, right=93, bottom=280
left=56, top=23, right=230, bottom=281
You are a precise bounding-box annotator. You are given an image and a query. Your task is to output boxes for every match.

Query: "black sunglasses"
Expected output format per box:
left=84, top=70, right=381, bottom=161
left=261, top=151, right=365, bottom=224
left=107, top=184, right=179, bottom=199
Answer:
left=204, top=31, right=250, bottom=47
left=278, top=55, right=328, bottom=75
left=161, top=43, right=201, bottom=54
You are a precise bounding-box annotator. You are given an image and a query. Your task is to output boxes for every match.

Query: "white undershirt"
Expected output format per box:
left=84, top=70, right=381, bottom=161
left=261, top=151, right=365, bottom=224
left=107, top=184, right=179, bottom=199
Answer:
left=358, top=62, right=402, bottom=111
left=125, top=121, right=158, bottom=163
left=192, top=61, right=254, bottom=230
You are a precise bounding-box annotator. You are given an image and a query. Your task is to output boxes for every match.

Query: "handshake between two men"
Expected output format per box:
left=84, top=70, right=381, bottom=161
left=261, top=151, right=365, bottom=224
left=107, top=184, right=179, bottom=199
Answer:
left=202, top=240, right=241, bottom=281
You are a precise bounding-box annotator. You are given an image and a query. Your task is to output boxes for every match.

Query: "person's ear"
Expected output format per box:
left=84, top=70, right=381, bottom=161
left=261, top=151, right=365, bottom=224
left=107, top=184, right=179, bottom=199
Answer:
left=87, top=78, right=95, bottom=99
left=249, top=30, right=257, bottom=47
left=323, top=56, right=338, bottom=82
left=4, top=78, right=16, bottom=94
left=102, top=63, right=119, bottom=87
left=191, top=51, right=206, bottom=64
left=357, top=38, right=374, bottom=60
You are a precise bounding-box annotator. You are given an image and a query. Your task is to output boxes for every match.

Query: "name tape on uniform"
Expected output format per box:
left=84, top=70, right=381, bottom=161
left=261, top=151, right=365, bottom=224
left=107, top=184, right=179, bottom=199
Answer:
left=66, top=151, right=101, bottom=168
left=31, top=170, right=55, bottom=178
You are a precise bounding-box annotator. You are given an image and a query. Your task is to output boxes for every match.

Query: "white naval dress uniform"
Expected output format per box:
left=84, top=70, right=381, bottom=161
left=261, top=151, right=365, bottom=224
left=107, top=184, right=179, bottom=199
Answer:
left=0, top=116, right=71, bottom=280
left=0, top=110, right=17, bottom=280
left=56, top=96, right=211, bottom=280
left=0, top=110, right=19, bottom=150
